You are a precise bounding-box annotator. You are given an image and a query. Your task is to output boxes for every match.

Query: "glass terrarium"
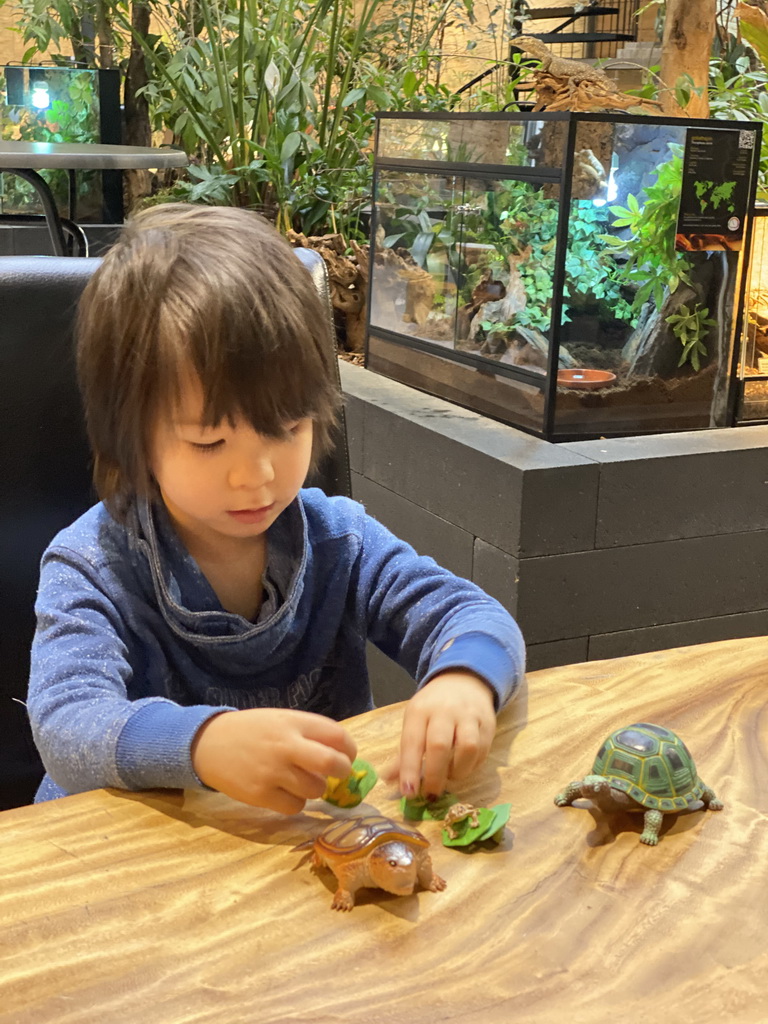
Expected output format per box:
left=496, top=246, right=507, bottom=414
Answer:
left=366, top=112, right=762, bottom=440
left=737, top=205, right=768, bottom=423
left=1, top=65, right=122, bottom=223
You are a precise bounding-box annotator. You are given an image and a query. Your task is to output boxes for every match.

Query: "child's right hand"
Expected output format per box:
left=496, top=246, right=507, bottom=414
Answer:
left=191, top=708, right=357, bottom=813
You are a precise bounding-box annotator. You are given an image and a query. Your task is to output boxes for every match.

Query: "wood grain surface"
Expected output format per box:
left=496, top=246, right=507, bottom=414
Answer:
left=1, top=637, right=767, bottom=1024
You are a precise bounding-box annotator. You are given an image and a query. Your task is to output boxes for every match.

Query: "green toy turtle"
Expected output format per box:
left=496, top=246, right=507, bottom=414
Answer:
left=554, top=722, right=723, bottom=846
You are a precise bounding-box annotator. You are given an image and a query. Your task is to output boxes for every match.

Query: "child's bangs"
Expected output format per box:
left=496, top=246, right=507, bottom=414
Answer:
left=200, top=344, right=325, bottom=438
left=156, top=302, right=335, bottom=439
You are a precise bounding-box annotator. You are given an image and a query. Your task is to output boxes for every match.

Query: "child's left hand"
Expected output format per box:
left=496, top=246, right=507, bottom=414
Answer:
left=387, top=670, right=496, bottom=800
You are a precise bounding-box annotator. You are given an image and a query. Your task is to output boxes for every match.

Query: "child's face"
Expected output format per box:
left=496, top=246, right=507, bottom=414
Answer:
left=149, top=373, right=313, bottom=555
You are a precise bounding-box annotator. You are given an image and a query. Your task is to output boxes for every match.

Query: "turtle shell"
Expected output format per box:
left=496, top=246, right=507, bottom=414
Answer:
left=591, top=722, right=706, bottom=811
left=314, top=814, right=429, bottom=863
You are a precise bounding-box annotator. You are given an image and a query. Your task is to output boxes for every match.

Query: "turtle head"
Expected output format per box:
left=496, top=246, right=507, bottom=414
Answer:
left=368, top=840, right=418, bottom=896
left=580, top=774, right=636, bottom=812
left=580, top=775, right=612, bottom=797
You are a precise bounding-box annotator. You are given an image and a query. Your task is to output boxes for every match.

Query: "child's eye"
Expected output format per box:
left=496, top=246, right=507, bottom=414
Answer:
left=190, top=439, right=225, bottom=452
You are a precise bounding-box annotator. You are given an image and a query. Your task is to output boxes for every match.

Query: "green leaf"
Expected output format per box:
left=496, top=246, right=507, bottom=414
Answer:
left=441, top=803, right=511, bottom=847
left=280, top=131, right=303, bottom=164
left=323, top=759, right=378, bottom=808
left=674, top=76, right=692, bottom=110
left=366, top=86, right=391, bottom=109
left=341, top=88, right=366, bottom=107
left=401, top=793, right=458, bottom=821
left=739, top=8, right=768, bottom=71
left=402, top=70, right=418, bottom=98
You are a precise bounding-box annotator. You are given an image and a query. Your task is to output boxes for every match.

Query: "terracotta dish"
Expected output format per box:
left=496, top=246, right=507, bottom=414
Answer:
left=557, top=368, right=617, bottom=390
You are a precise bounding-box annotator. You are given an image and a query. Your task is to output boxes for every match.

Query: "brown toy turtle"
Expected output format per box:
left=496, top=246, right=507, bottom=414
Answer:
left=309, top=814, right=447, bottom=910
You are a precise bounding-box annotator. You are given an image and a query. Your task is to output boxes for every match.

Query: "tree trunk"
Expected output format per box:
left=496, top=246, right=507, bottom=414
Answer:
left=95, top=1, right=115, bottom=68
left=659, top=0, right=716, bottom=117
left=123, top=1, right=153, bottom=209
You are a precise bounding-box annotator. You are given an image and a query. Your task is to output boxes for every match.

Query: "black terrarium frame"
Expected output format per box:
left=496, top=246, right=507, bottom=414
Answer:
left=365, top=110, right=762, bottom=442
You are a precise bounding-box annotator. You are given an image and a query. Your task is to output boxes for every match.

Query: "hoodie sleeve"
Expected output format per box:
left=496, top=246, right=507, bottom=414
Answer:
left=27, top=547, right=227, bottom=797
left=352, top=509, right=525, bottom=710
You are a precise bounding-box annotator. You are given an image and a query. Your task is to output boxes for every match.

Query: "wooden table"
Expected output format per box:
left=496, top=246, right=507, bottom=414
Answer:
left=1, top=636, right=767, bottom=1023
left=0, top=141, right=187, bottom=255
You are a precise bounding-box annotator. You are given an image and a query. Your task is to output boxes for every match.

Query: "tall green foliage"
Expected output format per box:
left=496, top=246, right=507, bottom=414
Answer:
left=0, top=0, right=494, bottom=235
left=124, top=0, right=396, bottom=234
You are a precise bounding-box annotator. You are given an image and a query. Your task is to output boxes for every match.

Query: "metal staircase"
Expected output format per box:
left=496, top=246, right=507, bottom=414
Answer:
left=455, top=0, right=638, bottom=102
left=522, top=0, right=637, bottom=60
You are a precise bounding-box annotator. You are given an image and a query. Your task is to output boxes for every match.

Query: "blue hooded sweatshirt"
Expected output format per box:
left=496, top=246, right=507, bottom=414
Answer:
left=28, top=488, right=525, bottom=801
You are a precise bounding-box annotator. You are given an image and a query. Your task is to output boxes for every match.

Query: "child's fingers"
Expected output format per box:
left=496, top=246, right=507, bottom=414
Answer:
left=449, top=717, right=483, bottom=780
left=299, top=713, right=358, bottom=763
left=279, top=762, right=329, bottom=801
left=265, top=788, right=310, bottom=816
left=293, top=736, right=354, bottom=782
left=397, top=708, right=428, bottom=797
left=420, top=715, right=456, bottom=800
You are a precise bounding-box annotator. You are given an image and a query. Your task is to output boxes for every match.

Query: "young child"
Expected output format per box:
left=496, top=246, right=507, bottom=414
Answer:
left=27, top=204, right=525, bottom=813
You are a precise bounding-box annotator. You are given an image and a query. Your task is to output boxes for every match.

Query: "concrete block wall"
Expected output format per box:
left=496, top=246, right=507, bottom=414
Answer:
left=340, top=360, right=768, bottom=705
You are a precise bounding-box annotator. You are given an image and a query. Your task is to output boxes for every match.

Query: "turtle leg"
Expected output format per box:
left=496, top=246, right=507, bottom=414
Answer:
left=554, top=781, right=584, bottom=807
left=640, top=808, right=664, bottom=845
left=331, top=886, right=356, bottom=911
left=329, top=863, right=365, bottom=911
left=700, top=783, right=724, bottom=811
left=417, top=852, right=447, bottom=893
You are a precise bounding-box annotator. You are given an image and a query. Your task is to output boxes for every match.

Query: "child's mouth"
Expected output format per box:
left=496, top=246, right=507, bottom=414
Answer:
left=226, top=504, right=275, bottom=524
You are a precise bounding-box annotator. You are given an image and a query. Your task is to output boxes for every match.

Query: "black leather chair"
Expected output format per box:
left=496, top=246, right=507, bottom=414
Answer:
left=0, top=247, right=350, bottom=810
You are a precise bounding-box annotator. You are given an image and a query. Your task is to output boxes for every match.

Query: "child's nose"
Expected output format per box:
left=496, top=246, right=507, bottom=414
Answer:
left=228, top=452, right=275, bottom=491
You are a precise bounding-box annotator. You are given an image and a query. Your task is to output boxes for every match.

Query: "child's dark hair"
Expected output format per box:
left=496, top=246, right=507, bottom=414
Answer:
left=76, top=204, right=340, bottom=513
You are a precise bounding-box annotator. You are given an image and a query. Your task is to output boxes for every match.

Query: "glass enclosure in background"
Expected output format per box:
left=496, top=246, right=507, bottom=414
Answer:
left=738, top=206, right=768, bottom=423
left=367, top=112, right=762, bottom=441
left=0, top=65, right=122, bottom=223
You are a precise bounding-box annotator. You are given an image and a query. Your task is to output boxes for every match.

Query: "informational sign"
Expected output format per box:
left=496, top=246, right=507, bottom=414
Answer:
left=675, top=128, right=756, bottom=252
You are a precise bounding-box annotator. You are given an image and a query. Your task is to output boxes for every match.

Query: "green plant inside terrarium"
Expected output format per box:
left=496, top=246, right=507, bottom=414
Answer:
left=374, top=140, right=733, bottom=379
left=601, top=143, right=717, bottom=370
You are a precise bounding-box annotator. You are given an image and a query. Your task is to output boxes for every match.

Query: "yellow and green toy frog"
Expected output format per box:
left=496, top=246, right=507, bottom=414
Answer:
left=322, top=759, right=378, bottom=808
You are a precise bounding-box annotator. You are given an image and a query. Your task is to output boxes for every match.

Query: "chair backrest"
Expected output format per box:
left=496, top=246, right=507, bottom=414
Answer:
left=0, top=246, right=349, bottom=810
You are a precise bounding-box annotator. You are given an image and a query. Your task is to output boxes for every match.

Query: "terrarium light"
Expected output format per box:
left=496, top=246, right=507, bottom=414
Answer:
left=592, top=160, right=619, bottom=208
left=30, top=81, right=50, bottom=110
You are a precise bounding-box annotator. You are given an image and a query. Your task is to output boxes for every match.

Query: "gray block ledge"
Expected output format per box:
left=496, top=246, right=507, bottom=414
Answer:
left=341, top=360, right=768, bottom=689
left=340, top=360, right=600, bottom=558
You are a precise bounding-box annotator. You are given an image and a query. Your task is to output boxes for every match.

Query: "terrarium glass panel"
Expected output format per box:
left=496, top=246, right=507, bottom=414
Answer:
left=1, top=65, right=108, bottom=221
left=553, top=119, right=744, bottom=435
left=457, top=178, right=555, bottom=370
left=367, top=112, right=761, bottom=440
left=371, top=170, right=461, bottom=345
left=375, top=115, right=563, bottom=169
